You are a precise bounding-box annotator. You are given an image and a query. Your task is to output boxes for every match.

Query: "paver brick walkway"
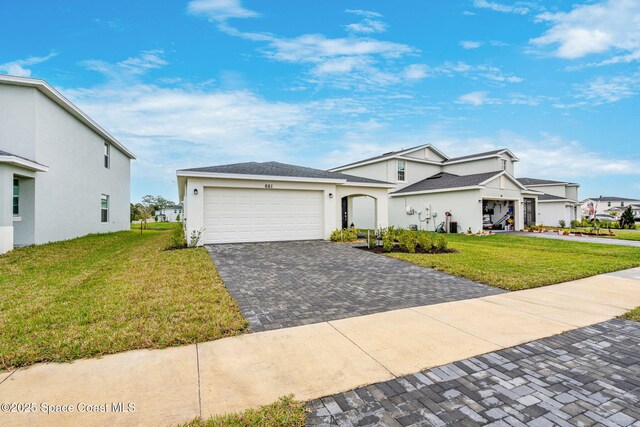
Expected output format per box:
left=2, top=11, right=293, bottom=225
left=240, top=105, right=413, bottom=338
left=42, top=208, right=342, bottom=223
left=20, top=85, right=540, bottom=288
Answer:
left=307, top=318, right=640, bottom=427
left=206, top=241, right=503, bottom=331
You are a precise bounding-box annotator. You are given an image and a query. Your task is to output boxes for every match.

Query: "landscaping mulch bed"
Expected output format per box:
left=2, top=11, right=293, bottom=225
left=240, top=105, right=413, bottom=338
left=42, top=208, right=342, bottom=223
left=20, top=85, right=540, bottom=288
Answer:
left=356, top=245, right=457, bottom=254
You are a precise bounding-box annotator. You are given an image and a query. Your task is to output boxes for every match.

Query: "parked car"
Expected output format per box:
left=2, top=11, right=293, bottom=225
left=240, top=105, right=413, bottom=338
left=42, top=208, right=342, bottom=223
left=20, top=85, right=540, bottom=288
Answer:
left=588, top=214, right=616, bottom=222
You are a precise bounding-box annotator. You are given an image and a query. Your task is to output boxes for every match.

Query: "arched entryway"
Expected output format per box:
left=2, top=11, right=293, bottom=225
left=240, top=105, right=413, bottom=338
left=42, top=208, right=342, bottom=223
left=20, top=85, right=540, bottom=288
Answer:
left=341, top=194, right=377, bottom=229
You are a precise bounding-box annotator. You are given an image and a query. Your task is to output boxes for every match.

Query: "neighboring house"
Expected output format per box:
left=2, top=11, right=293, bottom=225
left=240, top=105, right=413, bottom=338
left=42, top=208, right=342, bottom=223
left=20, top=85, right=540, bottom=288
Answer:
left=0, top=75, right=135, bottom=254
left=580, top=197, right=640, bottom=218
left=330, top=144, right=579, bottom=233
left=177, top=145, right=580, bottom=245
left=154, top=205, right=183, bottom=222
left=516, top=178, right=580, bottom=227
left=177, top=162, right=394, bottom=244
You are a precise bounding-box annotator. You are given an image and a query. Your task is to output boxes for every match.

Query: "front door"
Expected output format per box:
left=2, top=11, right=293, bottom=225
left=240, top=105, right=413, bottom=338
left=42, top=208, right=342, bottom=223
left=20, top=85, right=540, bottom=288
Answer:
left=524, top=198, right=536, bottom=226
left=341, top=197, right=348, bottom=229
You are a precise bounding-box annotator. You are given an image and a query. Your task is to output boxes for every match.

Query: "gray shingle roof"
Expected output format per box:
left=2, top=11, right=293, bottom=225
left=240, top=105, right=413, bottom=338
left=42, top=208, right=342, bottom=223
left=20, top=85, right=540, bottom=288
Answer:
left=538, top=193, right=567, bottom=201
left=391, top=171, right=502, bottom=194
left=178, top=161, right=392, bottom=185
left=330, top=144, right=429, bottom=170
left=443, top=149, right=507, bottom=163
left=518, top=177, right=578, bottom=186
left=0, top=149, right=44, bottom=166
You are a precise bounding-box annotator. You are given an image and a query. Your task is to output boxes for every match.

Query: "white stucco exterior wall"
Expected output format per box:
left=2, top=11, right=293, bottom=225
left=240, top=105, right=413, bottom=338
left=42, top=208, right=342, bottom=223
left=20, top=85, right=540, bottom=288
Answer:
left=389, top=189, right=482, bottom=233
left=0, top=82, right=132, bottom=248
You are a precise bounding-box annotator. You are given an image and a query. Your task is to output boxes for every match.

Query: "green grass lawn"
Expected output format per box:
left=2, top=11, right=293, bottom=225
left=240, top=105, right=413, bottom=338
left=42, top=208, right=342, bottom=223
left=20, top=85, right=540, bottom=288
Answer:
left=181, top=396, right=306, bottom=427
left=622, top=307, right=640, bottom=322
left=0, top=226, right=247, bottom=371
left=387, top=234, right=640, bottom=291
left=130, top=221, right=179, bottom=230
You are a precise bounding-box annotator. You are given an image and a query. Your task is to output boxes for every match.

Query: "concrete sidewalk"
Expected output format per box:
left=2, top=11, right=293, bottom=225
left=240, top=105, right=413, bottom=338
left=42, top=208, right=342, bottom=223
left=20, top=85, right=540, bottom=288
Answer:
left=1, top=269, right=640, bottom=427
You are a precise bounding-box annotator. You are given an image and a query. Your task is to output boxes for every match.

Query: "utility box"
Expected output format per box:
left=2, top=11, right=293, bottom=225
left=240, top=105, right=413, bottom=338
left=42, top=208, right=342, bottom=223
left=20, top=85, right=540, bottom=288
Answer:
left=449, top=221, right=458, bottom=233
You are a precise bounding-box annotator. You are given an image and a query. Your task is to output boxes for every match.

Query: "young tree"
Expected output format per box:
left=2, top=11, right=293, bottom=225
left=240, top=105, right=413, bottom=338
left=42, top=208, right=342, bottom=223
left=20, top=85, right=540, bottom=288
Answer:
left=620, top=206, right=635, bottom=229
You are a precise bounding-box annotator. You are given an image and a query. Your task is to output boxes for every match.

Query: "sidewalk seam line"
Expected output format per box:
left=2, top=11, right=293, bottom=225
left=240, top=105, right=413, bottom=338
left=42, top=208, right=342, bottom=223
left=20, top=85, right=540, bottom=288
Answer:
left=196, top=343, right=202, bottom=418
left=327, top=321, right=398, bottom=378
left=0, top=368, right=19, bottom=387
left=408, top=306, right=505, bottom=348
left=482, top=296, right=618, bottom=327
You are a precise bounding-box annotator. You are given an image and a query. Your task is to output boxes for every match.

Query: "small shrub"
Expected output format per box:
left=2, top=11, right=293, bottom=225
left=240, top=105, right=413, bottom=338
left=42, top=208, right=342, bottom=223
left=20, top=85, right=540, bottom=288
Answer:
left=434, top=234, right=448, bottom=252
left=168, top=225, right=186, bottom=249
left=367, top=230, right=378, bottom=249
left=176, top=213, right=181, bottom=221
left=558, top=220, right=566, bottom=228
left=416, top=232, right=435, bottom=251
left=397, top=230, right=417, bottom=253
left=570, top=220, right=580, bottom=228
left=330, top=227, right=358, bottom=242
left=382, top=232, right=394, bottom=252
left=188, top=228, right=204, bottom=247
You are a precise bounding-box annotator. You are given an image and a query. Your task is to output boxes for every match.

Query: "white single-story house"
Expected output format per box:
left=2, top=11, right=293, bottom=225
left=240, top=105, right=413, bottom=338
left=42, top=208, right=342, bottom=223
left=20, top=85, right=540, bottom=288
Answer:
left=154, top=205, right=183, bottom=222
left=177, top=162, right=394, bottom=244
left=177, top=145, right=580, bottom=244
left=0, top=75, right=134, bottom=254
left=581, top=197, right=640, bottom=218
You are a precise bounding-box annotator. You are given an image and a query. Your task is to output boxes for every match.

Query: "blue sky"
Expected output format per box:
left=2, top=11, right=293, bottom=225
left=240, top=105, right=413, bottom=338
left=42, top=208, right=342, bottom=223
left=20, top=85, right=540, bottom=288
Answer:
left=1, top=0, right=639, bottom=202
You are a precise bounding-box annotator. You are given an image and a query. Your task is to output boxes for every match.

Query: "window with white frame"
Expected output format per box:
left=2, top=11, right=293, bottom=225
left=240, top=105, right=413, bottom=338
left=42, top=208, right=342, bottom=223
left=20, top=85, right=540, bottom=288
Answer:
left=397, top=160, right=406, bottom=182
left=101, top=194, right=109, bottom=223
left=104, top=142, right=110, bottom=169
left=502, top=159, right=508, bottom=170
left=13, top=178, right=19, bottom=216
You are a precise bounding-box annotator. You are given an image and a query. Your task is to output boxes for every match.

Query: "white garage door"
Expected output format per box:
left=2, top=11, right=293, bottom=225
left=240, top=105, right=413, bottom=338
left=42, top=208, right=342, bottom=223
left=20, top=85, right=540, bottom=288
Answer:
left=203, top=187, right=324, bottom=244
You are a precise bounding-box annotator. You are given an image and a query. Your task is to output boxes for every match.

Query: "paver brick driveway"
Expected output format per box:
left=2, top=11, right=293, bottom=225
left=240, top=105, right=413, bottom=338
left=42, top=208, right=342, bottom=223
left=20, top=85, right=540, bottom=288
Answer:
left=206, top=240, right=503, bottom=331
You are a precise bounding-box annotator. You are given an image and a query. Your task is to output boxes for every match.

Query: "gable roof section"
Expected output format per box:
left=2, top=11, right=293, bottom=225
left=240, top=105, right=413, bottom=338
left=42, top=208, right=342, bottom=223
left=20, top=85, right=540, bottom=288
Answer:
left=0, top=149, right=49, bottom=172
left=329, top=143, right=448, bottom=171
left=178, top=161, right=394, bottom=186
left=0, top=75, right=135, bottom=159
left=518, top=177, right=578, bottom=186
left=443, top=148, right=519, bottom=164
left=391, top=171, right=503, bottom=195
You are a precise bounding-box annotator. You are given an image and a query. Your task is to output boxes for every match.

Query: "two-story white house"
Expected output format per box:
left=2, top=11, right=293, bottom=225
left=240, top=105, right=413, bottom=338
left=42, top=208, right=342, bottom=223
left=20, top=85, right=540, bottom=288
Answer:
left=154, top=205, right=183, bottom=222
left=581, top=197, right=640, bottom=218
left=0, top=75, right=135, bottom=254
left=330, top=144, right=580, bottom=233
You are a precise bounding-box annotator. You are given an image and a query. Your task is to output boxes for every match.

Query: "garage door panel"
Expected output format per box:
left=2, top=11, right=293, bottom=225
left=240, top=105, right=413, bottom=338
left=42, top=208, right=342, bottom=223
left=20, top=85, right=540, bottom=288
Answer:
left=203, top=187, right=324, bottom=244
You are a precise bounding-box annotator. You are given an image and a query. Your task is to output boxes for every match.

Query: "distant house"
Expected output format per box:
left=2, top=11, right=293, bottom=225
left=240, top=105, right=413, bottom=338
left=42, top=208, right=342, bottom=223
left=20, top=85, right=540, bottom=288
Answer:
left=580, top=197, right=640, bottom=218
left=154, top=205, right=183, bottom=222
left=0, top=75, right=135, bottom=254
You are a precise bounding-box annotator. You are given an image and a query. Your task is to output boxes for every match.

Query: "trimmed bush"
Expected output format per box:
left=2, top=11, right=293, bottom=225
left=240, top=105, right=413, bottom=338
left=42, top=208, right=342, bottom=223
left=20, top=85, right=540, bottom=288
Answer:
left=397, top=230, right=417, bottom=253
left=330, top=227, right=359, bottom=242
left=416, top=232, right=435, bottom=251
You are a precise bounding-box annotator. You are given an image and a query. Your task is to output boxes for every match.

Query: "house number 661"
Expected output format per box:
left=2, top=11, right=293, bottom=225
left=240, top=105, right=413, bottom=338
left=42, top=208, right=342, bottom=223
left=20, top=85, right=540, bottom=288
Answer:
left=265, top=184, right=273, bottom=189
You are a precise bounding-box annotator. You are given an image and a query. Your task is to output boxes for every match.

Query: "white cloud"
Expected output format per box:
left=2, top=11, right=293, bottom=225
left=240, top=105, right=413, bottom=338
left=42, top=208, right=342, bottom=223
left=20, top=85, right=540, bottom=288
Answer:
left=345, top=9, right=383, bottom=18
left=187, top=0, right=257, bottom=21
left=0, top=52, right=57, bottom=77
left=460, top=40, right=483, bottom=49
left=530, top=0, right=640, bottom=60
left=403, top=64, right=429, bottom=80
left=345, top=9, right=387, bottom=34
left=556, top=72, right=640, bottom=107
left=457, top=91, right=489, bottom=105
left=82, top=50, right=167, bottom=80
left=473, top=0, right=530, bottom=15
